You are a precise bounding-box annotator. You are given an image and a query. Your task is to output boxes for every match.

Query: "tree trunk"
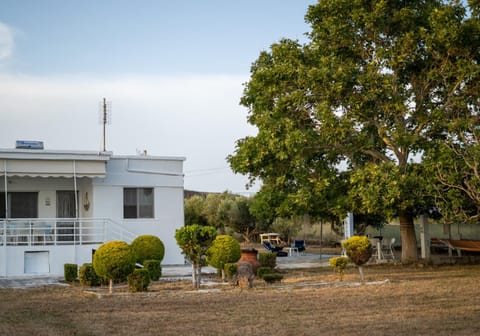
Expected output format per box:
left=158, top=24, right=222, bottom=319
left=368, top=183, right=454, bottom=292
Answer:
left=109, top=279, right=113, bottom=294
left=358, top=266, right=365, bottom=282
left=399, top=211, right=418, bottom=262
left=191, top=263, right=197, bottom=288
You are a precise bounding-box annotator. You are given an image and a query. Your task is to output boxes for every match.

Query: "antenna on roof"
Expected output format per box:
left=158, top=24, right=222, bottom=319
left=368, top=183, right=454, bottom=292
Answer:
left=99, top=97, right=112, bottom=152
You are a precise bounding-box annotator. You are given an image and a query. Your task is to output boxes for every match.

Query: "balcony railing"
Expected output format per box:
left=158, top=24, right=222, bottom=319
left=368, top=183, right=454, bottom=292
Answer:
left=0, top=218, right=137, bottom=247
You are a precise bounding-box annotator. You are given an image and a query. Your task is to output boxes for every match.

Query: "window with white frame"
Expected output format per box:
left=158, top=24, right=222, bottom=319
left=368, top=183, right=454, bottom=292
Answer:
left=123, top=188, right=154, bottom=219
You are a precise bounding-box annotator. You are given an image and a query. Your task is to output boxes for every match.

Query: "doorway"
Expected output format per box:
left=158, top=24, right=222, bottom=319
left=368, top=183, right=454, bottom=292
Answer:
left=56, top=191, right=77, bottom=243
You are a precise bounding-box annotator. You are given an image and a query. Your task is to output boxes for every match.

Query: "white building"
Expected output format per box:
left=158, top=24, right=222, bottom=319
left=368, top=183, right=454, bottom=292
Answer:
left=0, top=143, right=185, bottom=277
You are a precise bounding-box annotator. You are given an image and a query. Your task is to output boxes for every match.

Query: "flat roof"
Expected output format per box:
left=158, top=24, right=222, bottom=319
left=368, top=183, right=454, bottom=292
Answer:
left=0, top=148, right=112, bottom=161
left=0, top=148, right=186, bottom=162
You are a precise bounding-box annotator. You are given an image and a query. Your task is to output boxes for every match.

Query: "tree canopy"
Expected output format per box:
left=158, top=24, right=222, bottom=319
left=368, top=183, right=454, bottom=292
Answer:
left=229, top=0, right=480, bottom=262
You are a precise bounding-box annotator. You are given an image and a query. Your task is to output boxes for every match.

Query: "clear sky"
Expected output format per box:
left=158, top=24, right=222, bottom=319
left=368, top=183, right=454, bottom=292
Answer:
left=0, top=0, right=316, bottom=194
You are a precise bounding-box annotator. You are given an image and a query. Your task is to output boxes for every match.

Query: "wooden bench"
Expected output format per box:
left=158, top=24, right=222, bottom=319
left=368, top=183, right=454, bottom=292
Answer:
left=431, top=238, right=480, bottom=257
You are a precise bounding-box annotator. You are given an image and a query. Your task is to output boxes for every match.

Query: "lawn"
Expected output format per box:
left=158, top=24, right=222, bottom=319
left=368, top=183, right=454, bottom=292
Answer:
left=1, top=263, right=480, bottom=336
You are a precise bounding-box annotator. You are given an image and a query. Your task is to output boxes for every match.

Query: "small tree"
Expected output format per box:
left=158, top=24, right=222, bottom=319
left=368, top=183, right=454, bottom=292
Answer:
left=131, top=235, right=165, bottom=265
left=206, top=235, right=241, bottom=281
left=329, top=256, right=349, bottom=282
left=175, top=224, right=217, bottom=289
left=342, top=236, right=372, bottom=282
left=93, top=240, right=136, bottom=293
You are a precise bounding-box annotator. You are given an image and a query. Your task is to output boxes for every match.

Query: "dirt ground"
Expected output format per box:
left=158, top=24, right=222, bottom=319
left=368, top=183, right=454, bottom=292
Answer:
left=1, top=263, right=480, bottom=336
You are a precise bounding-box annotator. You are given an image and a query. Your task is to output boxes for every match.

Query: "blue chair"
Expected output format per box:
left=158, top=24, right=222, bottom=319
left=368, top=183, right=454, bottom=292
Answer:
left=293, top=240, right=306, bottom=253
left=262, top=241, right=288, bottom=256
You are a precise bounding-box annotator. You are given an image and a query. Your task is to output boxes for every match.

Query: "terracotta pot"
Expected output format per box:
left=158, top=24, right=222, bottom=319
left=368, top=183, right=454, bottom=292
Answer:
left=239, top=248, right=261, bottom=273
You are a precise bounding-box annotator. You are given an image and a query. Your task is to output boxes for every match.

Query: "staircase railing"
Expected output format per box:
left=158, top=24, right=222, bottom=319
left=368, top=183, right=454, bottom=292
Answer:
left=0, top=218, right=137, bottom=247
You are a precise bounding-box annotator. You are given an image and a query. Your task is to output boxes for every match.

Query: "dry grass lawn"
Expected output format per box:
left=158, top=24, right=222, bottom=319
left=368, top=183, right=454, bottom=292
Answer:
left=1, top=264, right=480, bottom=335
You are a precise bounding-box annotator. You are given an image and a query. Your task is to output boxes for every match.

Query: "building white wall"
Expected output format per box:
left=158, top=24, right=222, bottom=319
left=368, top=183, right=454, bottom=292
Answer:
left=0, top=244, right=101, bottom=277
left=92, top=156, right=185, bottom=265
left=0, top=154, right=186, bottom=276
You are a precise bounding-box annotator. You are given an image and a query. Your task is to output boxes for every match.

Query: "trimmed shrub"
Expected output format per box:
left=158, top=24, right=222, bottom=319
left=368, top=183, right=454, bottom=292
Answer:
left=144, top=259, right=162, bottom=281
left=256, top=266, right=272, bottom=278
left=79, top=263, right=101, bottom=287
left=262, top=273, right=283, bottom=283
left=127, top=268, right=151, bottom=292
left=206, top=235, right=241, bottom=281
left=329, top=257, right=349, bottom=281
left=64, top=263, right=78, bottom=283
left=131, top=235, right=165, bottom=265
left=93, top=240, right=136, bottom=293
left=224, top=262, right=237, bottom=280
left=342, top=236, right=372, bottom=281
left=342, top=236, right=372, bottom=266
left=258, top=252, right=277, bottom=269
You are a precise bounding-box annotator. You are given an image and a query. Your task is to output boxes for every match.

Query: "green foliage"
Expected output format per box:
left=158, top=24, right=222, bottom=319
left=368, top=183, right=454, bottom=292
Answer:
left=224, top=263, right=238, bottom=280
left=175, top=224, right=217, bottom=288
left=228, top=0, right=480, bottom=262
left=206, top=235, right=241, bottom=271
left=175, top=225, right=217, bottom=265
left=184, top=195, right=208, bottom=226
left=127, top=268, right=151, bottom=293
left=64, top=263, right=78, bottom=283
left=329, top=257, right=349, bottom=281
left=271, top=217, right=303, bottom=243
left=93, top=240, right=136, bottom=283
left=256, top=266, right=272, bottom=278
left=342, top=236, right=372, bottom=267
left=262, top=273, right=283, bottom=283
left=131, top=235, right=165, bottom=264
left=78, top=263, right=101, bottom=287
left=143, top=260, right=161, bottom=281
left=258, top=252, right=277, bottom=269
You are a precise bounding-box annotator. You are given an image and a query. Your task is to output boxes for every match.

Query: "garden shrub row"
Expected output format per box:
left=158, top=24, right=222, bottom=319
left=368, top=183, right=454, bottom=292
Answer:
left=63, top=234, right=164, bottom=292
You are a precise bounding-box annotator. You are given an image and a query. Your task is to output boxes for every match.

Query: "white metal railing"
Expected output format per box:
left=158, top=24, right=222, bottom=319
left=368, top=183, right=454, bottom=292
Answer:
left=0, top=218, right=137, bottom=247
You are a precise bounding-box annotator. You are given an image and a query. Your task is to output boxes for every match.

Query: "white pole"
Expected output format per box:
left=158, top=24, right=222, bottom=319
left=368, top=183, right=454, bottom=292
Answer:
left=73, top=160, right=78, bottom=219
left=4, top=160, right=8, bottom=219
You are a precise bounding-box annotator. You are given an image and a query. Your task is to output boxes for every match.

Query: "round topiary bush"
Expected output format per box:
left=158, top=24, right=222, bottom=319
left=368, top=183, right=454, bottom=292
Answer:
left=131, top=235, right=165, bottom=265
left=206, top=235, right=241, bottom=281
left=93, top=240, right=136, bottom=293
left=342, top=236, right=372, bottom=281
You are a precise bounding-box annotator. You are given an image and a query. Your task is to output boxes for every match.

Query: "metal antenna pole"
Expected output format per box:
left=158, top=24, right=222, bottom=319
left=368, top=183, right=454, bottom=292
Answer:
left=103, top=97, right=107, bottom=152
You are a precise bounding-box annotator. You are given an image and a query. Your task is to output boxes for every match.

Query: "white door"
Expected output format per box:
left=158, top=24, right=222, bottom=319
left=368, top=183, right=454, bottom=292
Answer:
left=24, top=251, right=50, bottom=274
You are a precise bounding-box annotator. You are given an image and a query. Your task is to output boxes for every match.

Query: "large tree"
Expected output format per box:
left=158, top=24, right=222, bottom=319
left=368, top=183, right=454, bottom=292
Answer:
left=229, top=0, right=480, bottom=262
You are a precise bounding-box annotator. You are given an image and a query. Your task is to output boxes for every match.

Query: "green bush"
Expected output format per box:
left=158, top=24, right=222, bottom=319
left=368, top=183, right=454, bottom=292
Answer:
left=262, top=273, right=283, bottom=283
left=127, top=268, right=151, bottom=292
left=144, top=260, right=162, bottom=281
left=224, top=263, right=238, bottom=280
left=329, top=257, right=349, bottom=281
left=206, top=235, right=241, bottom=280
left=79, top=263, right=101, bottom=287
left=64, top=263, right=78, bottom=283
left=93, top=240, right=136, bottom=293
left=131, top=235, right=165, bottom=265
left=256, top=266, right=272, bottom=278
left=342, top=236, right=372, bottom=266
left=258, top=252, right=277, bottom=269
